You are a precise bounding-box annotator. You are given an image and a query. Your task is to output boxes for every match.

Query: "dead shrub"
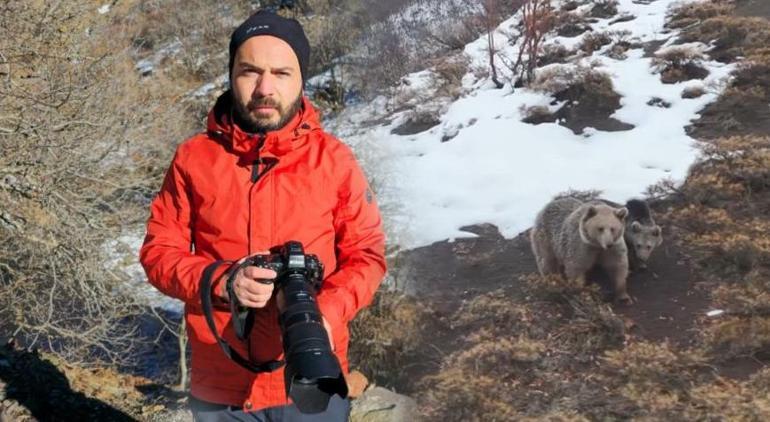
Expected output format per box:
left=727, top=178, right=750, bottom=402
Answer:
left=667, top=0, right=735, bottom=30
left=685, top=369, right=770, bottom=420
left=530, top=64, right=633, bottom=134
left=681, top=85, right=706, bottom=98
left=500, top=0, right=556, bottom=86
left=579, top=31, right=613, bottom=54
left=652, top=43, right=710, bottom=84
left=529, top=63, right=604, bottom=94
left=419, top=327, right=547, bottom=421
left=348, top=290, right=426, bottom=388
left=703, top=316, right=770, bottom=359
left=712, top=276, right=770, bottom=317
left=0, top=0, right=201, bottom=374
left=590, top=0, right=618, bottom=19
left=554, top=188, right=603, bottom=202
left=537, top=43, right=574, bottom=66
left=521, top=104, right=557, bottom=125
left=677, top=15, right=770, bottom=62
left=126, top=0, right=252, bottom=82
left=697, top=136, right=770, bottom=196
left=671, top=136, right=770, bottom=207
left=555, top=11, right=591, bottom=37
left=431, top=53, right=471, bottom=100
left=606, top=39, right=633, bottom=60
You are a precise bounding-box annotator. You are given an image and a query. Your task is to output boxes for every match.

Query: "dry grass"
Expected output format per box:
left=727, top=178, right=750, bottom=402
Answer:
left=417, top=277, right=629, bottom=420
left=537, top=43, right=574, bottom=66
left=651, top=43, right=710, bottom=83
left=530, top=63, right=611, bottom=95
left=666, top=0, right=770, bottom=140
left=430, top=53, right=472, bottom=101
left=651, top=135, right=770, bottom=364
left=579, top=31, right=613, bottom=55
left=667, top=0, right=735, bottom=29
left=669, top=0, right=770, bottom=63
left=348, top=290, right=427, bottom=388
left=590, top=0, right=618, bottom=19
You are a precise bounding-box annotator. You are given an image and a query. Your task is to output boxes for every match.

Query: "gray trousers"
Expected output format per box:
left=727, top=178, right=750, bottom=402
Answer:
left=189, top=395, right=350, bottom=422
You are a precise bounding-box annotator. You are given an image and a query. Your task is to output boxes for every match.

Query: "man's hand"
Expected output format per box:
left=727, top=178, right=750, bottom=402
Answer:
left=218, top=252, right=277, bottom=308
left=231, top=265, right=277, bottom=308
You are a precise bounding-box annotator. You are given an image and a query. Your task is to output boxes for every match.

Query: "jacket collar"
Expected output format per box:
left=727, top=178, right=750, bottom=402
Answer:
left=206, top=90, right=321, bottom=160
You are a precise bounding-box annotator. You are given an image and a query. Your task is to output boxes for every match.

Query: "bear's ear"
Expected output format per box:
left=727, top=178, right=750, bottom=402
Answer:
left=584, top=206, right=597, bottom=220
left=631, top=221, right=642, bottom=233
left=615, top=207, right=628, bottom=221
left=652, top=225, right=662, bottom=237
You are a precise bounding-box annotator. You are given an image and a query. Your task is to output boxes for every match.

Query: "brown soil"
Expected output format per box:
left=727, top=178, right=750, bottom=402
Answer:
left=550, top=91, right=635, bottom=135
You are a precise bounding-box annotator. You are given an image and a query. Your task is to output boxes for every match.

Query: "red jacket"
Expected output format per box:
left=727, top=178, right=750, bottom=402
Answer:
left=139, top=91, right=386, bottom=411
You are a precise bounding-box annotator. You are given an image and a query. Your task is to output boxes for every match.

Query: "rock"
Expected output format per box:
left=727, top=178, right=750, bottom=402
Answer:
left=145, top=408, right=192, bottom=422
left=350, top=386, right=419, bottom=422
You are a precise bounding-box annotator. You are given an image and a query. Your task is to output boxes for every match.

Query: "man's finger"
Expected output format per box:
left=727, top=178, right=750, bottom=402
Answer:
left=239, top=291, right=271, bottom=305
left=238, top=279, right=275, bottom=296
left=242, top=266, right=277, bottom=281
left=237, top=250, right=271, bottom=264
left=238, top=298, right=269, bottom=308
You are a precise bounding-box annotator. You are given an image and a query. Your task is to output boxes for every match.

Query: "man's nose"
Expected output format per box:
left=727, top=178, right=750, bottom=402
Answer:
left=255, top=73, right=275, bottom=97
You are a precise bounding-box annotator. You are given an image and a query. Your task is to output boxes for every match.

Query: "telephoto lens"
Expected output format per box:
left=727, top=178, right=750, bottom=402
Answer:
left=274, top=241, right=348, bottom=414
left=202, top=241, right=348, bottom=414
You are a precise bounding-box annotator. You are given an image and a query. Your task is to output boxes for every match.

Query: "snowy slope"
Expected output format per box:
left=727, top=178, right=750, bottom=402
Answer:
left=329, top=0, right=734, bottom=251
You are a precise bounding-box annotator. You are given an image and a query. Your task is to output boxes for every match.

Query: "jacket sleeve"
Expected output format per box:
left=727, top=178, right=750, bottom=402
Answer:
left=139, top=146, right=229, bottom=306
left=316, top=151, right=387, bottom=329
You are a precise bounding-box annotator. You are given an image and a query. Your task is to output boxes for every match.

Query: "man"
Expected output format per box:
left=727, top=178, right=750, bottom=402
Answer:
left=139, top=10, right=386, bottom=421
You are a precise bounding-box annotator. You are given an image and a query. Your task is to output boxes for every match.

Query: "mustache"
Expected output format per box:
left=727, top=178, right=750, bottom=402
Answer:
left=247, top=97, right=280, bottom=109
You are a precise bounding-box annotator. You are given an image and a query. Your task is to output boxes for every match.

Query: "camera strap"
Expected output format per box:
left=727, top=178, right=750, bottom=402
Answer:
left=200, top=260, right=284, bottom=373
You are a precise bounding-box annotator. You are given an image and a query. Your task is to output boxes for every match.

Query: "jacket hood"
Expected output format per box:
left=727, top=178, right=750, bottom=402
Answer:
left=206, top=90, right=321, bottom=160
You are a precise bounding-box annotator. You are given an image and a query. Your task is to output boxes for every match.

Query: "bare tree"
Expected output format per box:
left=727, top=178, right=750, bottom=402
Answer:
left=0, top=1, right=195, bottom=371
left=483, top=0, right=506, bottom=89
left=501, top=0, right=554, bottom=86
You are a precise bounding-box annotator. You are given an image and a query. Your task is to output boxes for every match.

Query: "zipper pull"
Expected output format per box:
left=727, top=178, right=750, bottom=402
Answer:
left=251, top=135, right=266, bottom=184
left=251, top=157, right=262, bottom=183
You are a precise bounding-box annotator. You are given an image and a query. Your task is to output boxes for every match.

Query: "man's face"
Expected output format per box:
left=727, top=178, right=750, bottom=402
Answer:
left=231, top=35, right=303, bottom=133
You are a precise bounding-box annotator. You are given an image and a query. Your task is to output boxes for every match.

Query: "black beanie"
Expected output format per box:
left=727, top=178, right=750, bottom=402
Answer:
left=228, top=10, right=310, bottom=84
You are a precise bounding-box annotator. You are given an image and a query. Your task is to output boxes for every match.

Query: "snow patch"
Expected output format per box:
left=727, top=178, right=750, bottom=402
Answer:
left=328, top=0, right=735, bottom=250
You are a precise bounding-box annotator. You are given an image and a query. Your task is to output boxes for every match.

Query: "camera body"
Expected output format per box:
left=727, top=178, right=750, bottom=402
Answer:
left=227, top=241, right=348, bottom=414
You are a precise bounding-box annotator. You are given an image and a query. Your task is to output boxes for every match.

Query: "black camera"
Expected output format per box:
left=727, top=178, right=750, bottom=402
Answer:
left=227, top=241, right=348, bottom=414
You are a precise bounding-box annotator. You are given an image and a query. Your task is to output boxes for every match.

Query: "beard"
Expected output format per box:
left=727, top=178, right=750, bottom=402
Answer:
left=232, top=93, right=303, bottom=134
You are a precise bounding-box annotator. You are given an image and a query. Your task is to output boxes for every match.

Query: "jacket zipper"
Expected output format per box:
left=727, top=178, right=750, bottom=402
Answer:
left=248, top=136, right=266, bottom=255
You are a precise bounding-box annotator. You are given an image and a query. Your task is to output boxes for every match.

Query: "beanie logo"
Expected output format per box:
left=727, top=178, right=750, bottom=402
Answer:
left=246, top=25, right=270, bottom=33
